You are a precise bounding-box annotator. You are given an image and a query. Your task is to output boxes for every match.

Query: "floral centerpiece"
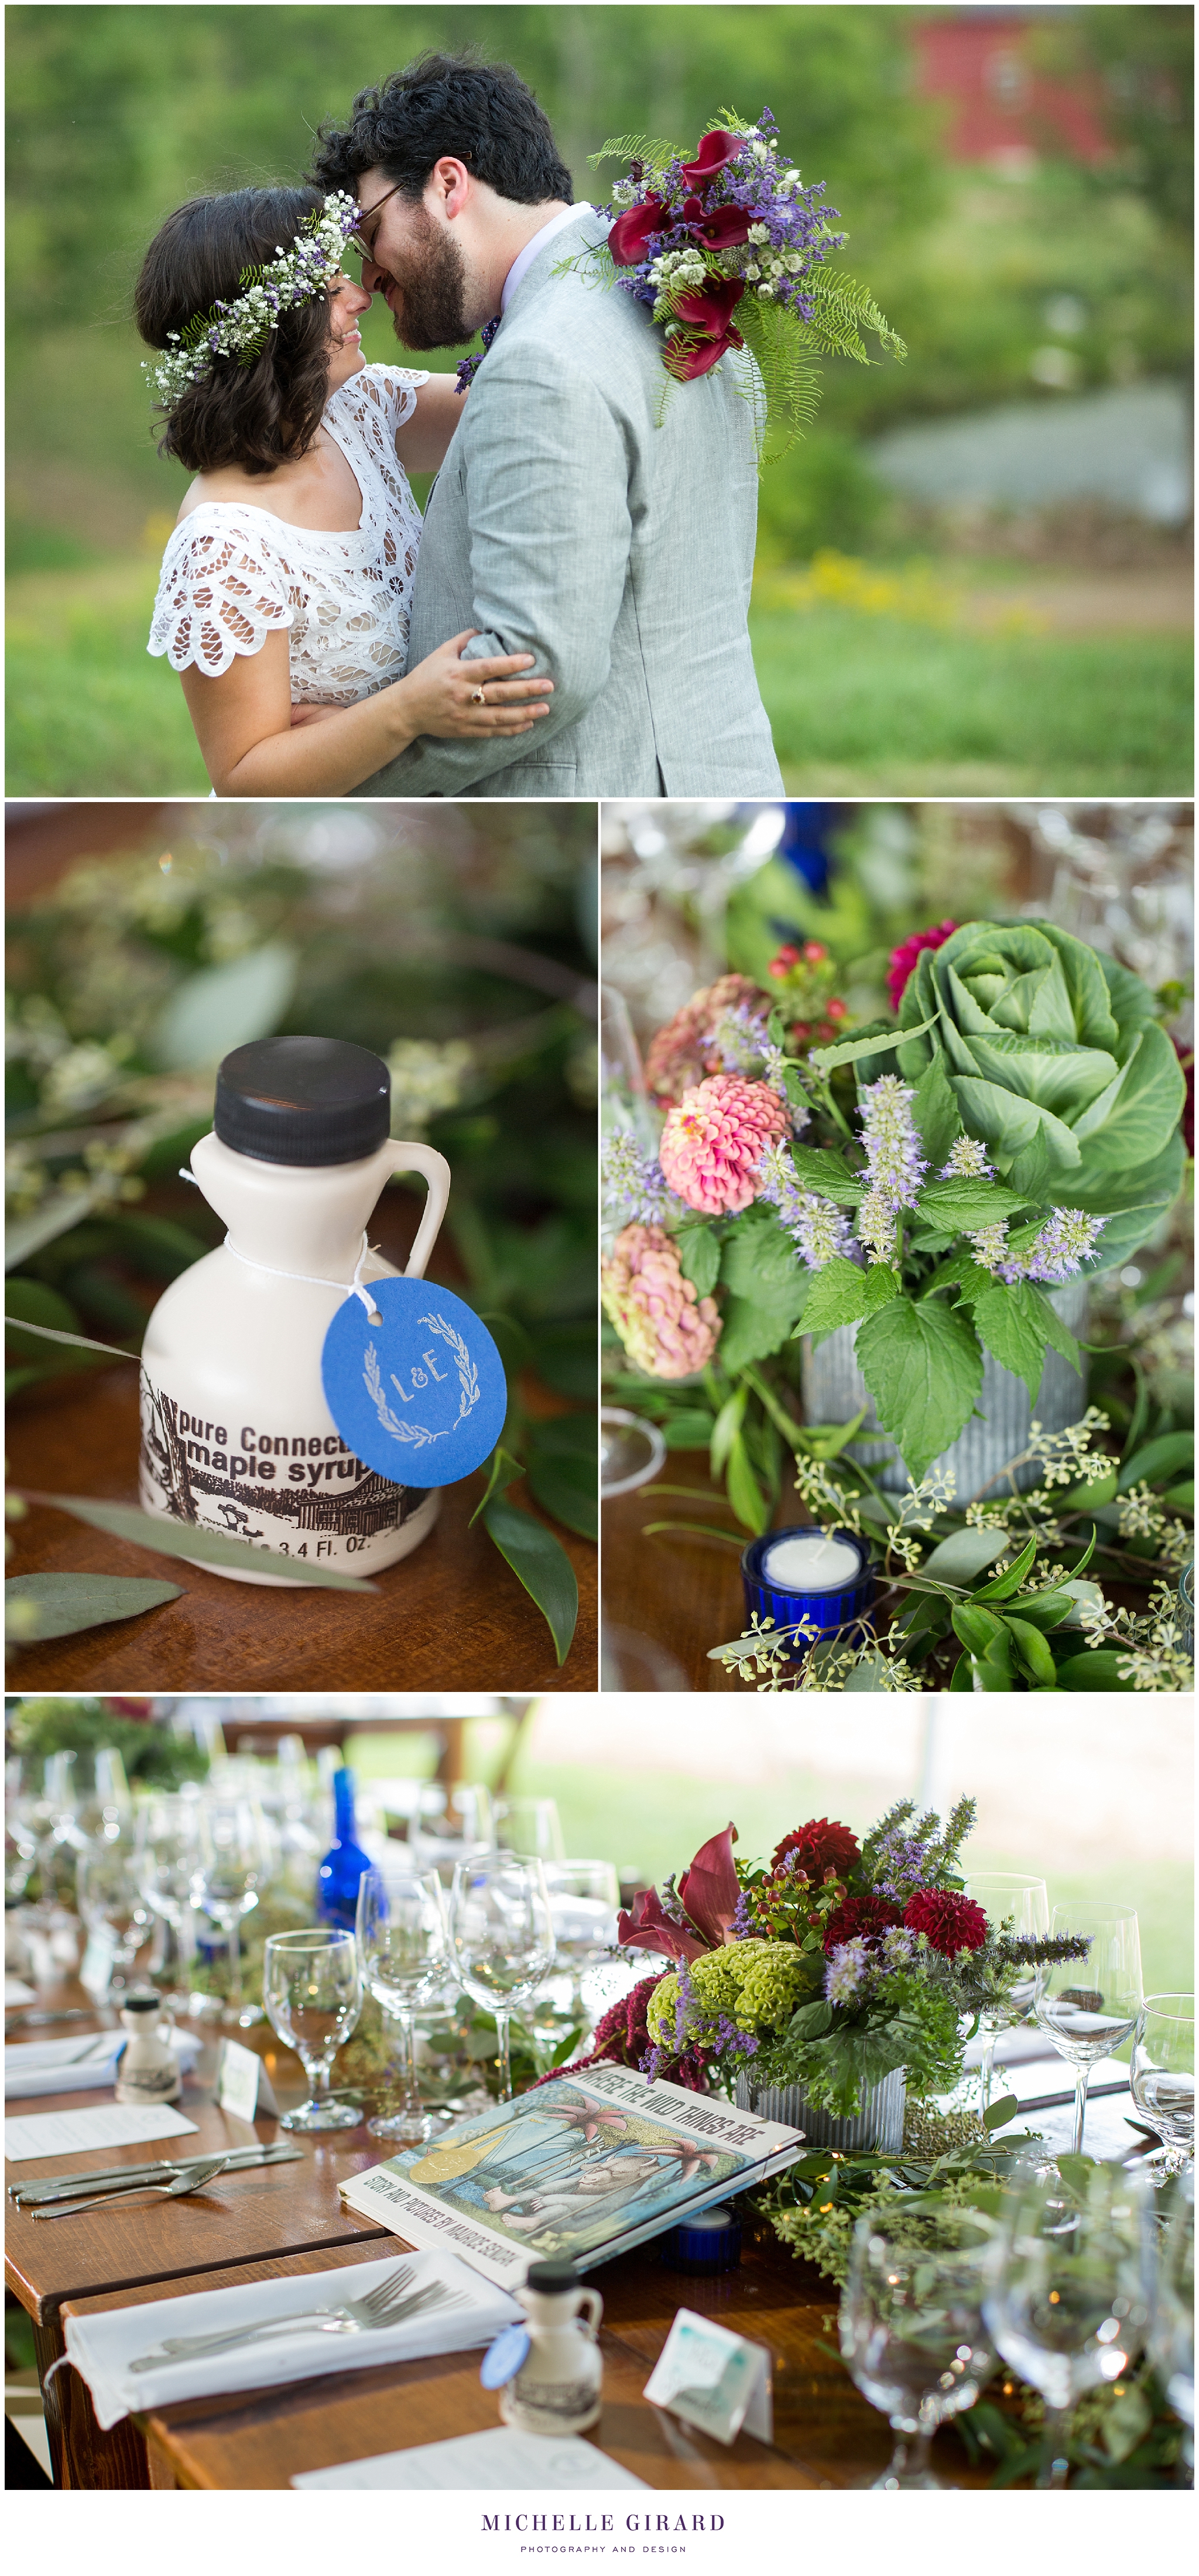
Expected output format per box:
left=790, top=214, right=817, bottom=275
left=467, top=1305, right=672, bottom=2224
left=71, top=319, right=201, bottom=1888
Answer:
left=601, top=917, right=1193, bottom=1691
left=564, top=1800, right=1087, bottom=2131
left=564, top=109, right=903, bottom=450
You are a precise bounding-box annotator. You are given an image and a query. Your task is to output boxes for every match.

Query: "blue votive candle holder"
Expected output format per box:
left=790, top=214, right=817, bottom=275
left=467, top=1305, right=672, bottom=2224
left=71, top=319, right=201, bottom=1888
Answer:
left=660, top=2204, right=743, bottom=2274
left=741, top=1526, right=873, bottom=1658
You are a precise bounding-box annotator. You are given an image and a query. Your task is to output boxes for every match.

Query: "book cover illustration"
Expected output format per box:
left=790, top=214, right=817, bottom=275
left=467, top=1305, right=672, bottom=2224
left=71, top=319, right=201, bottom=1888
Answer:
left=340, top=2064, right=804, bottom=2287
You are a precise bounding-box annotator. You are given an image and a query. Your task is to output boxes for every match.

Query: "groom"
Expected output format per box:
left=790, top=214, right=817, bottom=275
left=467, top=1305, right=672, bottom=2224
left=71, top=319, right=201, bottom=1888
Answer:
left=312, top=54, right=783, bottom=799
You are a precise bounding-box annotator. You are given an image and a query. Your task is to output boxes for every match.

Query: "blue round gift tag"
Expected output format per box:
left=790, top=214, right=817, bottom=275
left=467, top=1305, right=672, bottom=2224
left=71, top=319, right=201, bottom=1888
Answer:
left=321, top=1276, right=507, bottom=1488
left=480, top=2323, right=531, bottom=2389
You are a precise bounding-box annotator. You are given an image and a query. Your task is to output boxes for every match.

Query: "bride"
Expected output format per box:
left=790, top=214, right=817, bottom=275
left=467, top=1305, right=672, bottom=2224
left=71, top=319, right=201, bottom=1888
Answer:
left=137, top=185, right=552, bottom=794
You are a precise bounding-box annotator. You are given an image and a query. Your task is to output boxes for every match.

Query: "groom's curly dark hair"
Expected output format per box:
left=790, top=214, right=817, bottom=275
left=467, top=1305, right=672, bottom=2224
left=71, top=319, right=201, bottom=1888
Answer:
left=311, top=52, right=573, bottom=205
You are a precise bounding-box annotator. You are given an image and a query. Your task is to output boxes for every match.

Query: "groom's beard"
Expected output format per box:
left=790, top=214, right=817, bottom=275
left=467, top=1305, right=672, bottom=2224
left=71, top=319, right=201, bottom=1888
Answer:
left=379, top=205, right=474, bottom=350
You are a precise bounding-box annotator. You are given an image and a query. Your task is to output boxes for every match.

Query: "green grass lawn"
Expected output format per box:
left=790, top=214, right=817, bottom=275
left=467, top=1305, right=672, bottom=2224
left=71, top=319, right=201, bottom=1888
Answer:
left=6, top=551, right=1192, bottom=798
left=752, top=602, right=1194, bottom=795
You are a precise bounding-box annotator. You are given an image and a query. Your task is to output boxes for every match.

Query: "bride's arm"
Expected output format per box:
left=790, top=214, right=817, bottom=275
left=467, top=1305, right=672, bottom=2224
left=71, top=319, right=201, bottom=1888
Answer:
left=393, top=374, right=468, bottom=474
left=179, top=627, right=551, bottom=797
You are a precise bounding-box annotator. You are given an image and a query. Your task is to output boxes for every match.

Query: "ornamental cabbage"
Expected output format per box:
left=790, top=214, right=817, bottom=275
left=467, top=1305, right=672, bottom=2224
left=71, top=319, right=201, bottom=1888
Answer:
left=896, top=920, right=1186, bottom=1267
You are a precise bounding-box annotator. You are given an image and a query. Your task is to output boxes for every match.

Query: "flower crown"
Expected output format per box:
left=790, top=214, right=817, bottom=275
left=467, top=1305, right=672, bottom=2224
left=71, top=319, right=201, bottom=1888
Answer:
left=142, top=190, right=362, bottom=407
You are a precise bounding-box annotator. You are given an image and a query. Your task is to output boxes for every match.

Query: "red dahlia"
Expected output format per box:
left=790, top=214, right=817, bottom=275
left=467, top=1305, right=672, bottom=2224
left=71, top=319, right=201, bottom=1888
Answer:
left=773, top=1818, right=862, bottom=1880
left=905, top=1889, right=989, bottom=1955
left=822, top=1893, right=903, bottom=1955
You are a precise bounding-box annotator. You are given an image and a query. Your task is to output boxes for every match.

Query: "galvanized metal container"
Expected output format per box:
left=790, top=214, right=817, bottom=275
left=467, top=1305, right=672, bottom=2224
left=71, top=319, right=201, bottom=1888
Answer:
left=735, top=2065, right=906, bottom=2154
left=800, top=1282, right=1089, bottom=1498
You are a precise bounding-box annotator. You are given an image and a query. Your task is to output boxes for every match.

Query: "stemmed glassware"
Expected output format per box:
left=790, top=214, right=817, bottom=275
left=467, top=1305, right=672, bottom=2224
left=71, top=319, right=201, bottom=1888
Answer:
left=75, top=1845, right=155, bottom=1991
left=135, top=1790, right=205, bottom=2002
left=494, top=1798, right=566, bottom=1864
left=1034, top=1902, right=1143, bottom=2153
left=544, top=1860, right=621, bottom=2024
left=56, top=1748, right=132, bottom=1847
left=840, top=2210, right=998, bottom=2489
left=982, top=2166, right=1147, bottom=2488
left=448, top=1853, right=556, bottom=2103
left=1140, top=2166, right=1194, bottom=2471
left=355, top=1864, right=447, bottom=2144
left=262, top=1928, right=361, bottom=2131
left=963, top=1872, right=1049, bottom=2115
left=191, top=1793, right=271, bottom=2027
left=1131, top=1995, right=1195, bottom=2180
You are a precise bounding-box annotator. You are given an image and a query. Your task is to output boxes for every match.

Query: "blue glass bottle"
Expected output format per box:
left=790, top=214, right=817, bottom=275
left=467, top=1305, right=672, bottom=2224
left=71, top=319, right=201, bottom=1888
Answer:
left=316, top=1767, right=372, bottom=1930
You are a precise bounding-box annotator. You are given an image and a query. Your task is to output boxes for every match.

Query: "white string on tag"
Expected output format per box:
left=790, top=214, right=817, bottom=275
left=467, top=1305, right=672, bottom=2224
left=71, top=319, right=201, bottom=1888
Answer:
left=222, top=1229, right=383, bottom=1321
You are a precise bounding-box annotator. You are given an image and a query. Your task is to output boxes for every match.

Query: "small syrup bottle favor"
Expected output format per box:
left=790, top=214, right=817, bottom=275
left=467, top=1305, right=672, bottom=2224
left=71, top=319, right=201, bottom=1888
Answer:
left=485, top=2260, right=604, bottom=2437
left=114, top=1992, right=181, bottom=2105
left=138, top=1036, right=452, bottom=1585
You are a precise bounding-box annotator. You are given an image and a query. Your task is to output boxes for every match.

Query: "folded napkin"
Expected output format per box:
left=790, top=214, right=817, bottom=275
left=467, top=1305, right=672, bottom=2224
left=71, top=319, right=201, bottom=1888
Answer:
left=65, top=2251, right=522, bottom=2431
left=4, top=2029, right=200, bottom=2099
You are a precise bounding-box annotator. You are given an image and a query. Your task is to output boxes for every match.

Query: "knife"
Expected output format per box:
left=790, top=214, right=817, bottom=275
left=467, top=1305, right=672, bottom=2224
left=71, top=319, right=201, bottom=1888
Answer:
left=9, top=2143, right=303, bottom=2205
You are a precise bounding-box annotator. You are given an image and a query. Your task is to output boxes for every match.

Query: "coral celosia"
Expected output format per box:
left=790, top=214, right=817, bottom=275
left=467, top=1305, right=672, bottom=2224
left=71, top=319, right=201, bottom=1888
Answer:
left=659, top=1076, right=788, bottom=1216
left=600, top=1222, right=721, bottom=1378
left=644, top=974, right=767, bottom=1104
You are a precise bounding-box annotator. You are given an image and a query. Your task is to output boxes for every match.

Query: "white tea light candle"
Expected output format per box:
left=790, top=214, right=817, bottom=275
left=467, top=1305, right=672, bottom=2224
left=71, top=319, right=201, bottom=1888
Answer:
left=762, top=1532, right=861, bottom=1591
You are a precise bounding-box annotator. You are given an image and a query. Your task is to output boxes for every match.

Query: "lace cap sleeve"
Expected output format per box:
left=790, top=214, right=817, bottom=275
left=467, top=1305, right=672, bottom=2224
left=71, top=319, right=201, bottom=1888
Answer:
left=148, top=513, right=295, bottom=677
left=364, top=361, right=430, bottom=433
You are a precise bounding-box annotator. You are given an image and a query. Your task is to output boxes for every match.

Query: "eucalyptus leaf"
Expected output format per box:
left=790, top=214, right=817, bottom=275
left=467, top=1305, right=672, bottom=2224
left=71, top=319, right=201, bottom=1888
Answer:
left=1116, top=1431, right=1194, bottom=1493
left=919, top=1527, right=1009, bottom=1586
left=19, top=1491, right=377, bottom=1591
left=2, top=1311, right=139, bottom=1363
left=6, top=1571, right=183, bottom=1643
left=150, top=942, right=297, bottom=1071
left=481, top=1495, right=578, bottom=1666
left=5, top=1181, right=114, bottom=1269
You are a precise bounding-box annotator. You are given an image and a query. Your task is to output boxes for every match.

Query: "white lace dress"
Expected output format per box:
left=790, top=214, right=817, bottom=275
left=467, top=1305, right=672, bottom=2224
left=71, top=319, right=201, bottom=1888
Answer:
left=148, top=364, right=429, bottom=704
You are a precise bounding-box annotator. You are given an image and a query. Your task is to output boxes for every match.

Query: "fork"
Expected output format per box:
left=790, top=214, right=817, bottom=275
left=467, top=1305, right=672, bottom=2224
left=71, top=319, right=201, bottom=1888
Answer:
left=128, top=2266, right=465, bottom=2371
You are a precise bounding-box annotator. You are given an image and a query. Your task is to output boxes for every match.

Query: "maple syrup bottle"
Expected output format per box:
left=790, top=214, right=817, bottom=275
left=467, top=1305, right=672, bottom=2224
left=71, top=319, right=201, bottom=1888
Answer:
left=138, top=1036, right=450, bottom=1586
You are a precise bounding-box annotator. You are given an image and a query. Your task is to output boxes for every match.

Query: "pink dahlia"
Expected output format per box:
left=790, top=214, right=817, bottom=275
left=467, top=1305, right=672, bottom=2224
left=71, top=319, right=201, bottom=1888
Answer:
left=905, top=1889, right=989, bottom=1956
left=887, top=920, right=958, bottom=1014
left=659, top=1076, right=787, bottom=1217
left=600, top=1223, right=721, bottom=1379
left=644, top=974, right=766, bottom=1104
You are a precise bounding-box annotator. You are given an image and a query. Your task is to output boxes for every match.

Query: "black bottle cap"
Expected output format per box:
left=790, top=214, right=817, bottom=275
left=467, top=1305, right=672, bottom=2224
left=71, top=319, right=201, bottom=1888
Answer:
left=120, top=1990, right=164, bottom=2015
left=525, top=2260, right=583, bottom=2293
left=214, top=1037, right=391, bottom=1167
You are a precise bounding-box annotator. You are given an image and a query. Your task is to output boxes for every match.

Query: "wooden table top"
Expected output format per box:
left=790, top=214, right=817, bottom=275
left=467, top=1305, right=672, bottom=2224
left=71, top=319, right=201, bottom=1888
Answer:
left=604, top=1454, right=749, bottom=1690
left=60, top=2222, right=989, bottom=2492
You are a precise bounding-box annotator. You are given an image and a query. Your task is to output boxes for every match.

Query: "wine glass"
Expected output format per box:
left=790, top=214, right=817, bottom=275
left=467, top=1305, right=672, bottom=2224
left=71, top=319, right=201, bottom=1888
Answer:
left=262, top=1928, right=362, bottom=2131
left=448, top=1854, right=556, bottom=2102
left=494, top=1797, right=566, bottom=1864
left=62, top=1748, right=132, bottom=1846
left=1034, top=1903, right=1143, bottom=2153
left=963, top=1872, right=1049, bottom=2115
left=76, top=1845, right=155, bottom=1992
left=544, top=1859, right=621, bottom=2022
left=840, top=2208, right=998, bottom=2488
left=1141, top=2167, right=1194, bottom=2467
left=1131, top=1995, right=1195, bottom=2180
left=983, top=2166, right=1147, bottom=2488
left=355, top=1864, right=447, bottom=2143
left=191, top=1793, right=271, bottom=2026
left=135, top=1789, right=205, bottom=2002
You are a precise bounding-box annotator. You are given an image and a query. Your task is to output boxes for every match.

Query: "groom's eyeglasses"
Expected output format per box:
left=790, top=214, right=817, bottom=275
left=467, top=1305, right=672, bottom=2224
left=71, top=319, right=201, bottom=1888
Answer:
left=348, top=181, right=406, bottom=266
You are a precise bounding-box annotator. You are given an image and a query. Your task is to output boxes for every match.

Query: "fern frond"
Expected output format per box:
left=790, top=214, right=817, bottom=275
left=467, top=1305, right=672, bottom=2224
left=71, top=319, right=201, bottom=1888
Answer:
left=587, top=133, right=676, bottom=178
left=806, top=270, right=907, bottom=365
left=736, top=297, right=825, bottom=464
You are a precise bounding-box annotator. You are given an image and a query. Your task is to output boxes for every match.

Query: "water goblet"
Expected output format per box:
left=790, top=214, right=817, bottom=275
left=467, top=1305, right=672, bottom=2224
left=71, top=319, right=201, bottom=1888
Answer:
left=963, top=1872, right=1049, bottom=2115
left=355, top=1864, right=447, bottom=2143
left=262, top=1928, right=362, bottom=2130
left=543, top=1859, right=621, bottom=2023
left=1034, top=1902, right=1143, bottom=2154
left=494, top=1797, right=566, bottom=1864
left=983, top=2165, right=1147, bottom=2487
left=448, top=1854, right=556, bottom=2102
left=76, top=1845, right=155, bottom=1991
left=135, top=1789, right=205, bottom=2002
left=191, top=1793, right=271, bottom=2026
left=840, top=2208, right=998, bottom=2489
left=1131, top=1995, right=1194, bottom=2180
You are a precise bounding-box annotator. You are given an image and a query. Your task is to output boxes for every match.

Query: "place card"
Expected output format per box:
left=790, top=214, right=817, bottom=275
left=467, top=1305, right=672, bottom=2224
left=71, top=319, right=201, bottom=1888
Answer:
left=80, top=1923, right=121, bottom=1999
left=293, top=2427, right=649, bottom=2491
left=4, top=2101, right=198, bottom=2164
left=643, top=2307, right=773, bottom=2448
left=5, top=1980, right=37, bottom=2006
left=216, top=2037, right=279, bottom=2123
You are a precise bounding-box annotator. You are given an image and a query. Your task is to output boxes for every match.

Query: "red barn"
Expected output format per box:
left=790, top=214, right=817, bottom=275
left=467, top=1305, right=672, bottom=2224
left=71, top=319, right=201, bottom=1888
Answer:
left=912, top=8, right=1112, bottom=173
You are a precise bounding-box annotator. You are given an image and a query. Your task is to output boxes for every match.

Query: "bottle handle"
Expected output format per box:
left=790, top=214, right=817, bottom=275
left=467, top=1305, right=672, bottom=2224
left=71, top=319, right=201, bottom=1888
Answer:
left=387, top=1142, right=451, bottom=1282
left=577, top=2287, right=604, bottom=2342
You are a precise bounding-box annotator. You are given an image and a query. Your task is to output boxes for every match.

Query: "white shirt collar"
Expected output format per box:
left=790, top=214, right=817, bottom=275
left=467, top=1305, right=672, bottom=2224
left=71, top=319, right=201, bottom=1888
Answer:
left=500, top=203, right=594, bottom=315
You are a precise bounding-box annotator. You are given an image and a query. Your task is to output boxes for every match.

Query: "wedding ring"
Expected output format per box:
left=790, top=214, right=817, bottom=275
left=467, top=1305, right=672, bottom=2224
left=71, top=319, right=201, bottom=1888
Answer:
left=470, top=686, right=487, bottom=705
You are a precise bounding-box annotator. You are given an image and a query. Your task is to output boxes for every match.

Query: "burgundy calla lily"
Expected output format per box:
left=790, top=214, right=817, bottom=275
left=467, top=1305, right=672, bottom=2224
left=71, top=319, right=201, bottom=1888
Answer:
left=617, top=1888, right=710, bottom=1964
left=663, top=279, right=746, bottom=382
left=679, top=129, right=746, bottom=190
left=687, top=203, right=753, bottom=250
left=608, top=196, right=667, bottom=266
left=676, top=1823, right=741, bottom=1946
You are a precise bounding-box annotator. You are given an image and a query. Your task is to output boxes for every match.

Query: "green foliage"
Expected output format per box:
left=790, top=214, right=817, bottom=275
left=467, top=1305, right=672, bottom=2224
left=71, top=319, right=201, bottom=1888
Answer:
left=6, top=1571, right=183, bottom=1643
left=8, top=1694, right=208, bottom=1789
left=855, top=1296, right=984, bottom=1485
left=481, top=1495, right=578, bottom=1666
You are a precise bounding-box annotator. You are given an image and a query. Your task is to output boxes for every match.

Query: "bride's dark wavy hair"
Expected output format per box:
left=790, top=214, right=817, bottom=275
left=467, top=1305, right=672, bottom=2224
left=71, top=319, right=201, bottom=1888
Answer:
left=136, top=186, right=341, bottom=475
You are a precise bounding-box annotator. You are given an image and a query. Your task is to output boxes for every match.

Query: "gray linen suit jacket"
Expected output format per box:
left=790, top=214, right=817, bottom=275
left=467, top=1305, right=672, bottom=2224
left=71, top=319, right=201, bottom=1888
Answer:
left=351, top=210, right=783, bottom=799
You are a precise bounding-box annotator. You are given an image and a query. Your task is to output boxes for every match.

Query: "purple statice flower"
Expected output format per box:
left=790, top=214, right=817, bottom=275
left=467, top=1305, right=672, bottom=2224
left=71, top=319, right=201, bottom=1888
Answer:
left=940, top=1135, right=994, bottom=1180
left=871, top=1830, right=930, bottom=1900
left=714, top=2016, right=760, bottom=2060
left=639, top=2044, right=668, bottom=2083
left=602, top=110, right=847, bottom=333
left=824, top=1936, right=872, bottom=2007
left=673, top=1960, right=697, bottom=2057
left=455, top=314, right=502, bottom=395
left=758, top=1140, right=854, bottom=1269
left=1020, top=1208, right=1109, bottom=1284
left=731, top=1887, right=757, bottom=1936
left=602, top=1128, right=674, bottom=1227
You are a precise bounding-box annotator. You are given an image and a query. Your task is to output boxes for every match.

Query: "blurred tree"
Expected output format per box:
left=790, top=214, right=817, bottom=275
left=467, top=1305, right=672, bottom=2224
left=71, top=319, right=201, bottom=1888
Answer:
left=1038, top=5, right=1193, bottom=238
